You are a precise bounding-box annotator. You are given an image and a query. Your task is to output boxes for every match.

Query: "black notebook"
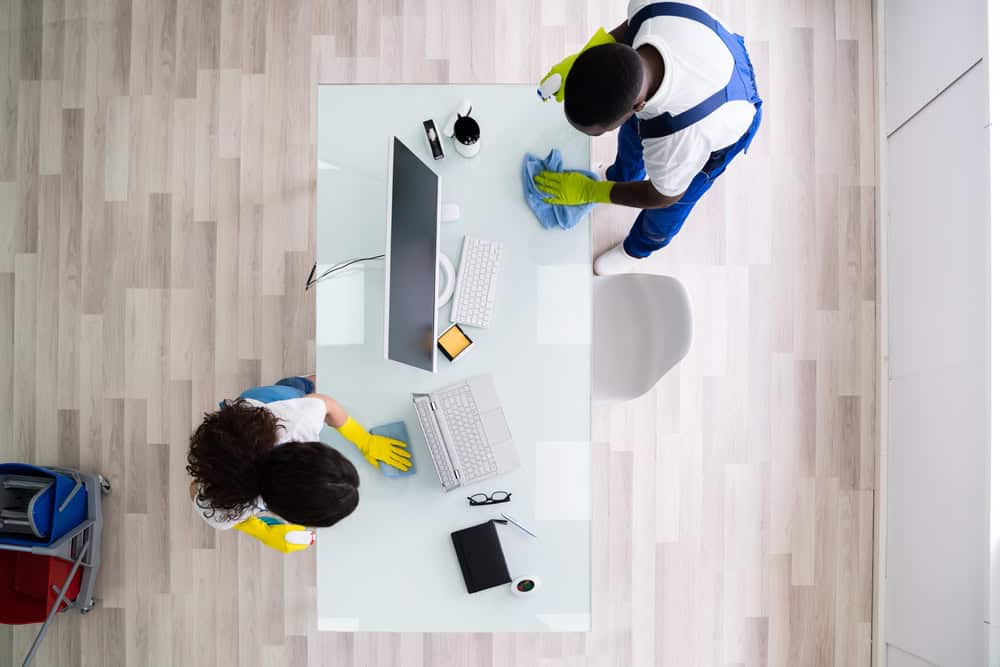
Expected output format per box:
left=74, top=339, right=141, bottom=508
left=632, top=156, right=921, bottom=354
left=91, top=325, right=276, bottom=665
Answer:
left=450, top=520, right=512, bottom=594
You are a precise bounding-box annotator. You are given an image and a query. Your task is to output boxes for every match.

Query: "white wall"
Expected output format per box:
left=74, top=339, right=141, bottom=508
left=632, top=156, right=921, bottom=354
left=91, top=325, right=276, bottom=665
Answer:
left=885, top=0, right=985, bottom=133
left=989, top=1, right=1000, bottom=662
left=883, top=1, right=990, bottom=666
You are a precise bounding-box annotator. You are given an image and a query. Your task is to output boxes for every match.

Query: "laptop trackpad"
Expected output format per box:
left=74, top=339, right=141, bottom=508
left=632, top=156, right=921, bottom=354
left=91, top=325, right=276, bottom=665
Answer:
left=482, top=409, right=511, bottom=444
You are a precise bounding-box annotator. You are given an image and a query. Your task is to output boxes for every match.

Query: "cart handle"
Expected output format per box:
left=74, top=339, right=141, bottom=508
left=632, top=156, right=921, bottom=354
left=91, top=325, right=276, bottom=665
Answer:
left=20, top=536, right=91, bottom=667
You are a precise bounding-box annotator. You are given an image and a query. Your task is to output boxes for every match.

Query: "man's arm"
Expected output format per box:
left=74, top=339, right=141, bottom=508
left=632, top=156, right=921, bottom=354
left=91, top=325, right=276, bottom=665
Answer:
left=609, top=180, right=682, bottom=209
left=533, top=172, right=682, bottom=209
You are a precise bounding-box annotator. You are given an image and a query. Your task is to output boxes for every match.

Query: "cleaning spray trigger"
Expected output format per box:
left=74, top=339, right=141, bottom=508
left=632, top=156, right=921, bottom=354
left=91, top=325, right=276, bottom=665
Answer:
left=537, top=74, right=561, bottom=101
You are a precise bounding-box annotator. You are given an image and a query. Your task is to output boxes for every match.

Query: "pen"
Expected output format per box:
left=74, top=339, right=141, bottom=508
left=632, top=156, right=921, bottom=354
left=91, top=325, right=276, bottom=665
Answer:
left=500, top=513, right=537, bottom=538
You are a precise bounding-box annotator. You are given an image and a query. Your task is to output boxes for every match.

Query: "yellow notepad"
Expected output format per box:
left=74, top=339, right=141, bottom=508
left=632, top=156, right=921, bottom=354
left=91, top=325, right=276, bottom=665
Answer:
left=437, top=324, right=473, bottom=361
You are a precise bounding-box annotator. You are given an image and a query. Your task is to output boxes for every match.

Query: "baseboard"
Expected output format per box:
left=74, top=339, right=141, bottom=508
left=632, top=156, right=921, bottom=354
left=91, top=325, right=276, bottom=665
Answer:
left=872, top=0, right=889, bottom=664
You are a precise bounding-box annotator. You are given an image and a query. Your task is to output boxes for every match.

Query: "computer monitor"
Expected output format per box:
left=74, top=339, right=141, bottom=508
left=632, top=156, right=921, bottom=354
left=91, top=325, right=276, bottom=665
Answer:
left=384, top=137, right=441, bottom=372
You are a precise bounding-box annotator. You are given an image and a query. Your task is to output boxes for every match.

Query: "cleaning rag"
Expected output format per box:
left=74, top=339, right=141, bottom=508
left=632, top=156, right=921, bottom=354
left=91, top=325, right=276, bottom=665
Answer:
left=522, top=149, right=598, bottom=230
left=370, top=421, right=416, bottom=478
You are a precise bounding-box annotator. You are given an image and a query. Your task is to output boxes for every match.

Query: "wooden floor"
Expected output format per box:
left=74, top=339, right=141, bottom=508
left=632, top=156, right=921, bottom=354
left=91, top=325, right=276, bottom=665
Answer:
left=0, top=1, right=877, bottom=665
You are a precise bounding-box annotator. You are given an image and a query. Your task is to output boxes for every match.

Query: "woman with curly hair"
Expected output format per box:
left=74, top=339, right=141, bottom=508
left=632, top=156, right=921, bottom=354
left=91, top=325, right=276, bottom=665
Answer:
left=187, top=375, right=411, bottom=533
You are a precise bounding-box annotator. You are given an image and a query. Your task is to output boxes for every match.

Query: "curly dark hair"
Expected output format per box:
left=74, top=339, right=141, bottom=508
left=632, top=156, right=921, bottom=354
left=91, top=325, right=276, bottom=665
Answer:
left=188, top=400, right=282, bottom=524
left=187, top=400, right=360, bottom=527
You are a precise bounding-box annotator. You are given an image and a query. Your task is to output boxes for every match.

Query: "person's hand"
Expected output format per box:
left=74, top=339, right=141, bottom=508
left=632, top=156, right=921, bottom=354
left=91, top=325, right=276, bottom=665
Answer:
left=538, top=28, right=616, bottom=102
left=233, top=516, right=315, bottom=554
left=538, top=51, right=579, bottom=103
left=358, top=432, right=412, bottom=471
left=336, top=417, right=413, bottom=471
left=534, top=171, right=614, bottom=205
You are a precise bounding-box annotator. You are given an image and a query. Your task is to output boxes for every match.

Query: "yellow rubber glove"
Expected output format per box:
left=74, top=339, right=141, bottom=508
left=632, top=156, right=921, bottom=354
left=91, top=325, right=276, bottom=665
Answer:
left=533, top=171, right=614, bottom=205
left=336, top=417, right=413, bottom=471
left=538, top=28, right=616, bottom=102
left=233, top=516, right=315, bottom=554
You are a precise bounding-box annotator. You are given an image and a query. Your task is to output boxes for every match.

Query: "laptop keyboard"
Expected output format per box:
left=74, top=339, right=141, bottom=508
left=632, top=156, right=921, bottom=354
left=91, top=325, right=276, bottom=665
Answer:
left=437, top=385, right=497, bottom=482
left=414, top=398, right=457, bottom=489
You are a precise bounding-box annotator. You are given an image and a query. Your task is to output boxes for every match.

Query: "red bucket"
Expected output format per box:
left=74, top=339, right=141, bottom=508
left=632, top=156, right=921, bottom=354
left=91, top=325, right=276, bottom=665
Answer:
left=0, top=551, right=82, bottom=624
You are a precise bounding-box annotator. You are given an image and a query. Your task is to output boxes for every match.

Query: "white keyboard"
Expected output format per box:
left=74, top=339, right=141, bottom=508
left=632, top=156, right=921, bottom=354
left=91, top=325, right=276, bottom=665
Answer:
left=436, top=385, right=497, bottom=482
left=450, top=237, right=502, bottom=328
left=414, top=397, right=459, bottom=490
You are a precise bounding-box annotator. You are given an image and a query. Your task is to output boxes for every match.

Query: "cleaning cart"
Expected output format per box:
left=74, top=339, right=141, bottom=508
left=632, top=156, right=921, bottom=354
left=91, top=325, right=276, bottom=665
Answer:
left=0, top=463, right=109, bottom=667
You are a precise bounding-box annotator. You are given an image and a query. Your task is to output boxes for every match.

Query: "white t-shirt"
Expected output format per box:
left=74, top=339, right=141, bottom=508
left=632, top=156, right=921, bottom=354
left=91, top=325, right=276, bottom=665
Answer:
left=627, top=0, right=757, bottom=196
left=192, top=397, right=328, bottom=530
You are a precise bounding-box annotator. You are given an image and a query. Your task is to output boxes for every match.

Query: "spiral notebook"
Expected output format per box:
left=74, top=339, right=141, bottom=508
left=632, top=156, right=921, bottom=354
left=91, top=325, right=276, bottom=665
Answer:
left=450, top=520, right=512, bottom=594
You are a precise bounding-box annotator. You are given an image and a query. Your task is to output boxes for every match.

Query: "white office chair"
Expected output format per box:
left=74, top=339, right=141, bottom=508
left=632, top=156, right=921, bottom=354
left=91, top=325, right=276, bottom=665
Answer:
left=592, top=273, right=693, bottom=404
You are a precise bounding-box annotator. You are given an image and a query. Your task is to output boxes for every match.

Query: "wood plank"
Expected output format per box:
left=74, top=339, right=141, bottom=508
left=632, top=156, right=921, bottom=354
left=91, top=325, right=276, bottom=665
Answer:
left=12, top=252, right=36, bottom=463
left=0, top=273, right=13, bottom=458
left=15, top=79, right=39, bottom=255
left=58, top=107, right=83, bottom=409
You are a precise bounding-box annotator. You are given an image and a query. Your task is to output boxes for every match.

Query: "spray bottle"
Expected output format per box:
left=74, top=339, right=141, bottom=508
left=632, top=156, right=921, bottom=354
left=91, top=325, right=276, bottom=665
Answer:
left=537, top=74, right=562, bottom=101
left=536, top=27, right=616, bottom=102
left=234, top=515, right=316, bottom=554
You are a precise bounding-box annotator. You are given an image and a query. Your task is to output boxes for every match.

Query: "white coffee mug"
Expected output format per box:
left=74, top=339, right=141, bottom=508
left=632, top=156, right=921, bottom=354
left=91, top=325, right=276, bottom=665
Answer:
left=454, top=135, right=480, bottom=158
left=444, top=100, right=481, bottom=159
left=510, top=576, right=540, bottom=596
left=452, top=114, right=480, bottom=158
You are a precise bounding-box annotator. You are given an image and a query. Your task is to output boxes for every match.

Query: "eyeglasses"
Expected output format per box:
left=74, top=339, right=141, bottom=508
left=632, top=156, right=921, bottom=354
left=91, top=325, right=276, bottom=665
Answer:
left=467, top=491, right=511, bottom=506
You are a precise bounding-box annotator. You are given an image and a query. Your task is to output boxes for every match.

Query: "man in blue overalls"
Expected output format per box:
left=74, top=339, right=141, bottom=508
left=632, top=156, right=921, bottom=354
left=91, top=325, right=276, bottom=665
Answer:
left=534, top=1, right=763, bottom=275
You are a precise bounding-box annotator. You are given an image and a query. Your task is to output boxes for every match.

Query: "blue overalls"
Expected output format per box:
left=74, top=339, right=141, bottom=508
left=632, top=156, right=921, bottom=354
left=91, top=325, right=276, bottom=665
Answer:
left=605, top=2, right=763, bottom=258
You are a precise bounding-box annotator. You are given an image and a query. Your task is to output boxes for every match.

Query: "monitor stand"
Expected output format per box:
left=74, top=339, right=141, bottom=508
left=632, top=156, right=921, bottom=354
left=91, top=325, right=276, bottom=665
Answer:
left=436, top=254, right=456, bottom=308
left=436, top=203, right=459, bottom=307
left=440, top=203, right=461, bottom=223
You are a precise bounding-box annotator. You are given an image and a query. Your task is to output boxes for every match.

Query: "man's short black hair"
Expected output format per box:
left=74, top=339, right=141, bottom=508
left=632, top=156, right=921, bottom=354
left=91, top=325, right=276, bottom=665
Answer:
left=564, top=43, right=644, bottom=129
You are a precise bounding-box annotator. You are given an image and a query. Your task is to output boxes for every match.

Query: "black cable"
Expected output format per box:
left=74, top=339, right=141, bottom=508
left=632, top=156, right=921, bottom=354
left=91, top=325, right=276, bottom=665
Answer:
left=305, top=254, right=385, bottom=290
left=315, top=254, right=385, bottom=280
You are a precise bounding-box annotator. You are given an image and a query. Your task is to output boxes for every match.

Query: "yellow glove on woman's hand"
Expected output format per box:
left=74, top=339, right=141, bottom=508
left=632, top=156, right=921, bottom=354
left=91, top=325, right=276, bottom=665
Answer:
left=336, top=417, right=413, bottom=471
left=538, top=28, right=616, bottom=102
left=233, top=516, right=314, bottom=554
left=533, top=171, right=614, bottom=205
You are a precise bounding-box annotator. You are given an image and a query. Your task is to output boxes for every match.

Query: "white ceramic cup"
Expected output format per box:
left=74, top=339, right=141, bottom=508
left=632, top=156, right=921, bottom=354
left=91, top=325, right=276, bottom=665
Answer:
left=510, top=576, right=540, bottom=596
left=454, top=136, right=480, bottom=158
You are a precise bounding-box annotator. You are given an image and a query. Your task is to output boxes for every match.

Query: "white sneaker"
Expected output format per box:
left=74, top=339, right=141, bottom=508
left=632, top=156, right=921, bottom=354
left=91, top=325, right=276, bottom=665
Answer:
left=593, top=243, right=645, bottom=275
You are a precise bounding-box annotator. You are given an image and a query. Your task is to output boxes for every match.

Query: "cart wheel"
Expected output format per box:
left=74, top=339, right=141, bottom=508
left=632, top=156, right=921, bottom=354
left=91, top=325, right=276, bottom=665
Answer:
left=98, top=475, right=112, bottom=495
left=81, top=599, right=95, bottom=613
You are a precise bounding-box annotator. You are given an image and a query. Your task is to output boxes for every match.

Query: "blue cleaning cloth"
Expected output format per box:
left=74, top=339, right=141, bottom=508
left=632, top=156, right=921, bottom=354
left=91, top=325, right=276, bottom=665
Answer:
left=370, top=421, right=416, bottom=478
left=522, top=149, right=598, bottom=230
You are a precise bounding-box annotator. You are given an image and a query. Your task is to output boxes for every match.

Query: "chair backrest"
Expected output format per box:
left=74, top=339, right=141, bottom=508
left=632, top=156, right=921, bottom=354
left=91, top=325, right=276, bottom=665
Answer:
left=592, top=274, right=693, bottom=403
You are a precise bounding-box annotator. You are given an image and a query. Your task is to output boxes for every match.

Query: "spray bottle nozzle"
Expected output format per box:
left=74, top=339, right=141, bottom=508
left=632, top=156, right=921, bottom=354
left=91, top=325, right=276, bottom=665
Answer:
left=537, top=74, right=562, bottom=101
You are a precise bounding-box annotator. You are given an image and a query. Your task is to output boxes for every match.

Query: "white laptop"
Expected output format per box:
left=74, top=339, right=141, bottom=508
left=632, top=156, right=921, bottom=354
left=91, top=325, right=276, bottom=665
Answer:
left=412, top=375, right=519, bottom=491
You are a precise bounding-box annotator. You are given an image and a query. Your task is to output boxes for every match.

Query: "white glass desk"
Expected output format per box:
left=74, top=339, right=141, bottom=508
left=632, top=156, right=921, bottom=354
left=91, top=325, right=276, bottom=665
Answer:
left=315, top=85, right=591, bottom=632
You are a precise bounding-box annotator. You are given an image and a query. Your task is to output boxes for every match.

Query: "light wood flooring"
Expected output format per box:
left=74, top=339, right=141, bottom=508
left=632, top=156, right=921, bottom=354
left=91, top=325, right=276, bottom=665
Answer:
left=0, top=0, right=877, bottom=665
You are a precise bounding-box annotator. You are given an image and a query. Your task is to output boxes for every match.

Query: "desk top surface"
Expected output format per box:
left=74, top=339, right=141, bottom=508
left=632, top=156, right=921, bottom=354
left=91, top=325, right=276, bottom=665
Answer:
left=315, top=84, right=592, bottom=632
